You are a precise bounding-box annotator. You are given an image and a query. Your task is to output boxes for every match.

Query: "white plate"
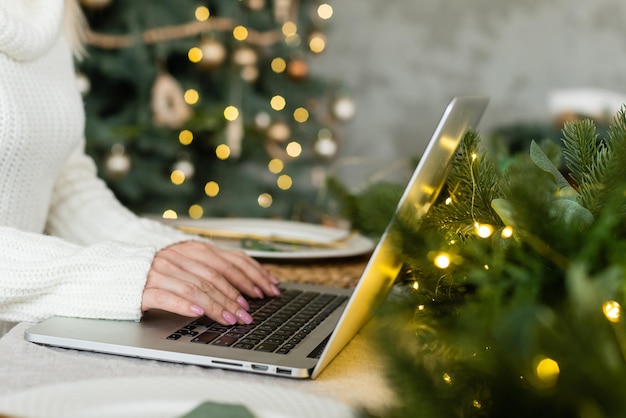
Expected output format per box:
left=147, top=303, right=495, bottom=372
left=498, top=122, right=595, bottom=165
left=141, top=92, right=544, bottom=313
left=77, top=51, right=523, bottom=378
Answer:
left=165, top=217, right=375, bottom=259
left=0, top=376, right=356, bottom=418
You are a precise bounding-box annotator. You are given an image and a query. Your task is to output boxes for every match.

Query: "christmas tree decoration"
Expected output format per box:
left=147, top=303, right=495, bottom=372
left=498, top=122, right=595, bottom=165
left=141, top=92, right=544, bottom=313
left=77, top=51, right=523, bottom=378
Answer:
left=331, top=95, right=356, bottom=121
left=363, top=109, right=626, bottom=418
left=78, top=1, right=349, bottom=220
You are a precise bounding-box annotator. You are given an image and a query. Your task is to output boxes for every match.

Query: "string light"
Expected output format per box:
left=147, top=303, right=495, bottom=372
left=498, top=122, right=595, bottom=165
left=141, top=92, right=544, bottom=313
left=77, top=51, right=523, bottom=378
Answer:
left=277, top=174, right=293, bottom=190
left=501, top=225, right=514, bottom=238
left=293, top=107, right=309, bottom=123
left=271, top=57, right=287, bottom=73
left=258, top=193, right=273, bottom=208
left=215, top=144, right=231, bottom=160
left=442, top=373, right=452, bottom=384
left=184, top=89, right=199, bottom=105
left=317, top=4, right=333, bottom=19
left=434, top=252, right=451, bottom=269
left=268, top=159, right=284, bottom=174
left=224, top=105, right=239, bottom=121
left=309, top=33, right=326, bottom=53
left=195, top=6, right=210, bottom=21
left=179, top=129, right=193, bottom=145
left=286, top=141, right=302, bottom=158
left=475, top=222, right=494, bottom=238
left=535, top=356, right=560, bottom=384
left=411, top=281, right=419, bottom=290
left=188, top=46, right=203, bottom=63
left=162, top=209, right=178, bottom=219
left=270, top=95, right=286, bottom=111
left=233, top=25, right=249, bottom=41
left=204, top=181, right=219, bottom=197
left=472, top=400, right=482, bottom=409
left=603, top=301, right=621, bottom=323
left=188, top=204, right=203, bottom=219
left=170, top=169, right=186, bottom=185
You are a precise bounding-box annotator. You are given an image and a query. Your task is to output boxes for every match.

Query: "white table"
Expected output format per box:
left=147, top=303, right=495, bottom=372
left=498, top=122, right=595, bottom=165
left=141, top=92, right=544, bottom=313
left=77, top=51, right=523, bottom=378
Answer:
left=0, top=320, right=395, bottom=416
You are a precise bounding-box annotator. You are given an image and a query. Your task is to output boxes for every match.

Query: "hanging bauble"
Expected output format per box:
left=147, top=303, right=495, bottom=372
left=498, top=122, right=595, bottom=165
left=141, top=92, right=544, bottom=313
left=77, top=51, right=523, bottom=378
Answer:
left=286, top=58, right=309, bottom=81
left=240, top=65, right=259, bottom=83
left=80, top=0, right=113, bottom=10
left=331, top=95, right=356, bottom=121
left=244, top=0, right=265, bottom=11
left=75, top=72, right=90, bottom=95
left=254, top=112, right=271, bottom=130
left=104, top=144, right=131, bottom=179
left=314, top=129, right=339, bottom=159
left=232, top=46, right=258, bottom=67
left=151, top=72, right=192, bottom=129
left=172, top=158, right=195, bottom=180
left=226, top=117, right=244, bottom=159
left=197, top=38, right=227, bottom=70
left=266, top=121, right=291, bottom=143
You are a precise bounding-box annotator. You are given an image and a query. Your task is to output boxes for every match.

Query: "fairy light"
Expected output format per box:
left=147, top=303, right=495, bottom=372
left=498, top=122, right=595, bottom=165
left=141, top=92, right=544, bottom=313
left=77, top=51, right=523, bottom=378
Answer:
left=442, top=373, right=452, bottom=384
left=258, top=193, right=273, bottom=208
left=445, top=196, right=453, bottom=205
left=179, top=130, right=193, bottom=145
left=501, top=225, right=514, bottom=238
left=270, top=95, right=286, bottom=111
left=535, top=356, right=560, bottom=384
left=603, top=301, right=621, bottom=323
left=277, top=174, right=293, bottom=190
left=411, top=281, right=419, bottom=290
left=475, top=222, right=494, bottom=238
left=417, top=304, right=425, bottom=311
left=215, top=144, right=231, bottom=160
left=268, top=159, right=284, bottom=174
left=184, top=89, right=199, bottom=105
left=434, top=253, right=451, bottom=269
left=309, top=33, right=326, bottom=53
left=195, top=6, right=210, bottom=21
left=473, top=400, right=482, bottom=409
left=317, top=4, right=333, bottom=19
left=162, top=209, right=178, bottom=219
left=282, top=21, right=297, bottom=37
left=170, top=169, right=185, bottom=185
left=204, top=181, right=219, bottom=197
left=286, top=141, right=302, bottom=157
left=233, top=25, right=248, bottom=41
left=224, top=105, right=239, bottom=121
left=188, top=204, right=203, bottom=219
left=293, top=107, right=309, bottom=123
left=271, top=57, right=287, bottom=73
left=188, top=46, right=203, bottom=63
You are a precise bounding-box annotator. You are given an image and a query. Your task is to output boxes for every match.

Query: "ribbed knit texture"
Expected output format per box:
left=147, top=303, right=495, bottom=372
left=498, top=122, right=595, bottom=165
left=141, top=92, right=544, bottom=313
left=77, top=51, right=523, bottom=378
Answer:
left=0, top=0, right=196, bottom=322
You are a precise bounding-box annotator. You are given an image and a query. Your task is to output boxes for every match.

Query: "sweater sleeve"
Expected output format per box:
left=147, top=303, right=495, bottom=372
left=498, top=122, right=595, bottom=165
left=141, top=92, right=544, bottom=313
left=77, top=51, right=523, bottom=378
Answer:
left=45, top=140, right=197, bottom=248
left=0, top=225, right=155, bottom=323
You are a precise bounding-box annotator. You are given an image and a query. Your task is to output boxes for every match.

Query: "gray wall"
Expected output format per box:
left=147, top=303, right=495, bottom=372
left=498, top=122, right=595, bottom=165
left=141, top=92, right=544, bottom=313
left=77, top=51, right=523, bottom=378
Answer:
left=311, top=0, right=626, bottom=187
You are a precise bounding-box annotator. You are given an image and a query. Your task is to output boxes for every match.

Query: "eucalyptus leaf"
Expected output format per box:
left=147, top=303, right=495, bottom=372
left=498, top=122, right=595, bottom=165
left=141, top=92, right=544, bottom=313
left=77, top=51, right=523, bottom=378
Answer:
left=549, top=199, right=594, bottom=228
left=530, top=140, right=573, bottom=192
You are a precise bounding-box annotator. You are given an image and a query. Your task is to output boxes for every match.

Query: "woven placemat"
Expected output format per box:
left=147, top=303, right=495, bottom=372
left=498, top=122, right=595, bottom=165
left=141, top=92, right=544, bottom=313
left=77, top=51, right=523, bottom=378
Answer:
left=263, top=256, right=369, bottom=289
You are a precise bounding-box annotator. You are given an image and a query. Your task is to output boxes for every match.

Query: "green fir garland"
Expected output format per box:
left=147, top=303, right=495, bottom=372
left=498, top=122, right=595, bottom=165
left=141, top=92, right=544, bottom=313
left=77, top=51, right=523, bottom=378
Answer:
left=372, top=108, right=626, bottom=418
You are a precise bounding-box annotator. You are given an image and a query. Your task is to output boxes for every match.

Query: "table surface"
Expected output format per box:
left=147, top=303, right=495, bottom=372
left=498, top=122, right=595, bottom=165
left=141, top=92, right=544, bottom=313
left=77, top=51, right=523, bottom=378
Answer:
left=0, top=257, right=396, bottom=416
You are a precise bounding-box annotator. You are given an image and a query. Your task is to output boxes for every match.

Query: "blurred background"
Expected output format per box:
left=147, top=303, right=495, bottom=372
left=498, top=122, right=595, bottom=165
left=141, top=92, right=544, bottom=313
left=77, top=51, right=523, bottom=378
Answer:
left=77, top=0, right=626, bottom=223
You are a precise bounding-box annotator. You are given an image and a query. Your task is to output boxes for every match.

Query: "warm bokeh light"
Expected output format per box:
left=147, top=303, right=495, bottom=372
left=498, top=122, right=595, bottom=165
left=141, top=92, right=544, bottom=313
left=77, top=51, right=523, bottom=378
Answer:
left=286, top=141, right=302, bottom=157
left=184, top=89, right=199, bottom=105
left=277, top=174, right=293, bottom=190
left=204, top=181, right=220, bottom=197
left=188, top=46, right=203, bottom=63
left=258, top=193, right=273, bottom=208
left=224, top=105, right=239, bottom=121
left=501, top=226, right=514, bottom=238
left=293, top=107, right=309, bottom=123
left=268, top=158, right=284, bottom=174
left=178, top=129, right=193, bottom=145
left=195, top=6, right=210, bottom=21
left=309, top=34, right=326, bottom=53
left=475, top=223, right=494, bottom=238
left=442, top=373, right=452, bottom=384
left=233, top=25, right=249, bottom=41
left=317, top=4, right=333, bottom=19
left=434, top=253, right=451, bottom=269
left=162, top=209, right=178, bottom=219
left=188, top=204, right=204, bottom=219
left=270, top=95, right=286, bottom=111
left=271, top=57, right=287, bottom=73
left=170, top=169, right=185, bottom=185
left=535, top=356, right=560, bottom=383
left=215, top=144, right=231, bottom=160
left=281, top=21, right=297, bottom=37
left=603, top=300, right=622, bottom=323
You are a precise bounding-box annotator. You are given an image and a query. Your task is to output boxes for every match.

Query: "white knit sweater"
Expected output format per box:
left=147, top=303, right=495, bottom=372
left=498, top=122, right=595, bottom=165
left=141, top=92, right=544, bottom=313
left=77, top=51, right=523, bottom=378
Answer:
left=0, top=0, right=195, bottom=322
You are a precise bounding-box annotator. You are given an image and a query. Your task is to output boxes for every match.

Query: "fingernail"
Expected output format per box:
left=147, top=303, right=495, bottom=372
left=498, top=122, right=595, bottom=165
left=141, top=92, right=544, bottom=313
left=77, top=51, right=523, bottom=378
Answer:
left=222, top=311, right=237, bottom=325
left=254, top=286, right=264, bottom=299
left=269, top=275, right=280, bottom=285
left=237, top=296, right=250, bottom=311
left=271, top=285, right=281, bottom=296
left=190, top=305, right=205, bottom=316
left=236, top=309, right=253, bottom=325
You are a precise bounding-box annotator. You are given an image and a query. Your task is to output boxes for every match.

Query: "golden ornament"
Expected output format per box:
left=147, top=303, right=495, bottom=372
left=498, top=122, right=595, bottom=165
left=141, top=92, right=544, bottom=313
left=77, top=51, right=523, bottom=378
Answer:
left=197, top=38, right=227, bottom=70
left=151, top=73, right=192, bottom=129
left=104, top=144, right=131, bottom=179
left=232, top=46, right=258, bottom=67
left=266, top=121, right=291, bottom=143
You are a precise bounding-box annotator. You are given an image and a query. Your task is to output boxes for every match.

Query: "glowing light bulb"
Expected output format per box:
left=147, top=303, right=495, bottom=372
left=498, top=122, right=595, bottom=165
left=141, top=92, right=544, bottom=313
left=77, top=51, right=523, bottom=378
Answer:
left=215, top=144, right=231, bottom=160
left=184, top=89, right=199, bottom=105
left=317, top=4, right=333, bottom=19
left=475, top=223, right=493, bottom=238
left=603, top=301, right=621, bottom=323
left=179, top=130, right=193, bottom=145
left=286, top=141, right=302, bottom=157
left=204, top=181, right=219, bottom=197
left=188, top=204, right=203, bottom=219
left=501, top=226, right=514, bottom=238
left=434, top=253, right=451, bottom=269
left=224, top=106, right=239, bottom=121
left=270, top=95, right=286, bottom=111
left=411, top=281, right=419, bottom=290
left=258, top=193, right=273, bottom=208
left=442, top=373, right=452, bottom=384
left=170, top=169, right=185, bottom=185
left=162, top=209, right=178, bottom=219
left=535, top=356, right=560, bottom=383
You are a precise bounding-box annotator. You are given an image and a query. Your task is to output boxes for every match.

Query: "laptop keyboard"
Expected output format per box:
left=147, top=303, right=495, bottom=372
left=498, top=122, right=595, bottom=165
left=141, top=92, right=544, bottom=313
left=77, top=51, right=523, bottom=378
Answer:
left=166, top=288, right=348, bottom=355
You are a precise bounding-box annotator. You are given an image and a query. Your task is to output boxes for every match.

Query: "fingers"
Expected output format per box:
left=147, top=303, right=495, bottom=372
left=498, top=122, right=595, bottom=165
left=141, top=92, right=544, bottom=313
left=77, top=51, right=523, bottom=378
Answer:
left=143, top=250, right=254, bottom=326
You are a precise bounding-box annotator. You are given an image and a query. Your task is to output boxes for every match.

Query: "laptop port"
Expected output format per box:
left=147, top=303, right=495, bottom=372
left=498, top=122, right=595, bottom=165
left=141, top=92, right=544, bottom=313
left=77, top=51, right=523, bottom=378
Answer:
left=276, top=367, right=291, bottom=375
left=251, top=364, right=268, bottom=371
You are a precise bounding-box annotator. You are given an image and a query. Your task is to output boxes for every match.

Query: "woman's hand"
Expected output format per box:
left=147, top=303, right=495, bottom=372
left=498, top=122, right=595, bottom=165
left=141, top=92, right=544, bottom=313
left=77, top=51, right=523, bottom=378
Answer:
left=141, top=241, right=281, bottom=325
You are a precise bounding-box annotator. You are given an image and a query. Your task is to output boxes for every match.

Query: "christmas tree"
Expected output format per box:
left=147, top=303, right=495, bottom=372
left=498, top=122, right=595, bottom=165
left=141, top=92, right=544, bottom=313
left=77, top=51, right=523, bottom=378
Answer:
left=366, top=110, right=626, bottom=417
left=77, top=0, right=353, bottom=222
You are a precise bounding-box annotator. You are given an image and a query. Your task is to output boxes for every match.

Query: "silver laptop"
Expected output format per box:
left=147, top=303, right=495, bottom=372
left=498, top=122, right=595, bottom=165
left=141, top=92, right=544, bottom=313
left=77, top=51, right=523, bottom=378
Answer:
left=25, top=96, right=489, bottom=379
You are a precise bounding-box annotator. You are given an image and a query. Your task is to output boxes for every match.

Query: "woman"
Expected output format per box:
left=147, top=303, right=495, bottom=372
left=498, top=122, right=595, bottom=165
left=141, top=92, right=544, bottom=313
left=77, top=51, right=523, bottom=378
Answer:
left=0, top=0, right=279, bottom=326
